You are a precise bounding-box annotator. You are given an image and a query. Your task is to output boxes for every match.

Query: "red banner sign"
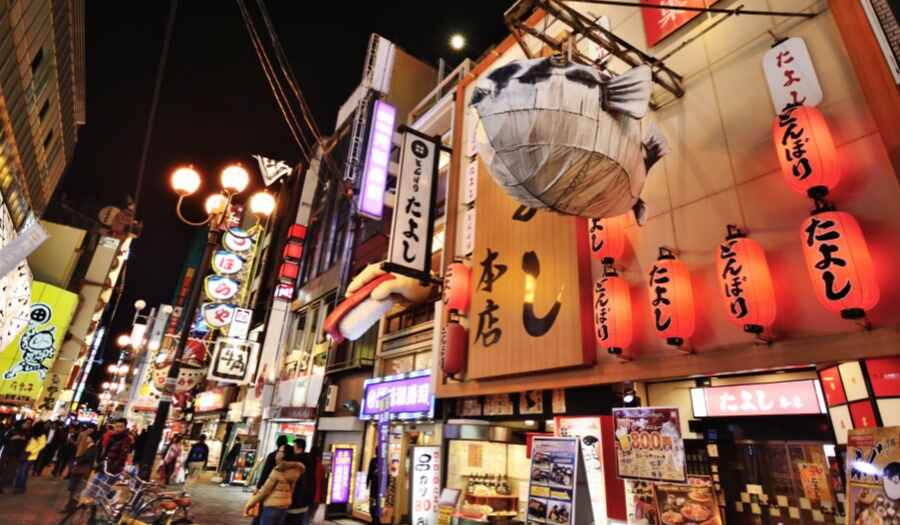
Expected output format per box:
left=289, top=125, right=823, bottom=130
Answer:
left=641, top=1, right=715, bottom=48
left=693, top=380, right=825, bottom=417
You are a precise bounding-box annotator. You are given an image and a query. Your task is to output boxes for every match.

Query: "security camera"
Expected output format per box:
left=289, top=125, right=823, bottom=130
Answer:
left=342, top=400, right=359, bottom=413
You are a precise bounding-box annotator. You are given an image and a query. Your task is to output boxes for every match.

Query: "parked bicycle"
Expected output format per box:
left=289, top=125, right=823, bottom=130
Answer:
left=58, top=464, right=195, bottom=525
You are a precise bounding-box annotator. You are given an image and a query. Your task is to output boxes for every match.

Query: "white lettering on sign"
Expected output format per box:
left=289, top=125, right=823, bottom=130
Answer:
left=762, top=37, right=823, bottom=114
left=359, top=100, right=397, bottom=219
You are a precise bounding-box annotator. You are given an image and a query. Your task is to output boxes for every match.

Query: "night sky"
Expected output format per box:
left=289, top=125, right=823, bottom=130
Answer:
left=51, top=1, right=510, bottom=403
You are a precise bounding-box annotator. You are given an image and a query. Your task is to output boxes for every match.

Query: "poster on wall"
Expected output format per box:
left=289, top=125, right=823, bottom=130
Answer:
left=327, top=444, right=357, bottom=505
left=846, top=426, right=900, bottom=525
left=0, top=282, right=78, bottom=404
left=411, top=446, right=441, bottom=525
left=612, top=407, right=686, bottom=483
left=555, top=417, right=606, bottom=525
left=652, top=476, right=721, bottom=525
left=527, top=437, right=587, bottom=525
left=641, top=0, right=718, bottom=48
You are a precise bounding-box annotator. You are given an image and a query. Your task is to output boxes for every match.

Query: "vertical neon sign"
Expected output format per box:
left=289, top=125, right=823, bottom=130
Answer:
left=359, top=100, right=396, bottom=220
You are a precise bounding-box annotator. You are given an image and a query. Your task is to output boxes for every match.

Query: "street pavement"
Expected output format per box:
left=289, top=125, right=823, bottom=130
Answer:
left=0, top=473, right=364, bottom=524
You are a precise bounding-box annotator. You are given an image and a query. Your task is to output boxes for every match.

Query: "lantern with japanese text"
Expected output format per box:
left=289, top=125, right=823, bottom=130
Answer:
left=772, top=105, right=840, bottom=198
left=593, top=264, right=633, bottom=358
left=443, top=262, right=472, bottom=314
left=648, top=248, right=694, bottom=348
left=442, top=320, right=467, bottom=377
left=800, top=207, right=878, bottom=319
left=716, top=225, right=776, bottom=335
left=588, top=213, right=628, bottom=263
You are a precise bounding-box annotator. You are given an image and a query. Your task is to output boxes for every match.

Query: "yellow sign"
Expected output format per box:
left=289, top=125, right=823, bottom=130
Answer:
left=0, top=282, right=78, bottom=404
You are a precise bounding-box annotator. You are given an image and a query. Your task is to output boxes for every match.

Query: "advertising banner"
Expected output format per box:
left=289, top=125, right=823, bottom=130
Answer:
left=691, top=379, right=826, bottom=417
left=846, top=426, right=900, bottom=525
left=612, top=407, right=686, bottom=483
left=360, top=370, right=433, bottom=420
left=0, top=282, right=78, bottom=404
left=207, top=337, right=259, bottom=384
left=556, top=417, right=606, bottom=525
left=652, top=476, right=721, bottom=525
left=328, top=444, right=358, bottom=505
left=527, top=437, right=580, bottom=525
left=411, top=446, right=441, bottom=525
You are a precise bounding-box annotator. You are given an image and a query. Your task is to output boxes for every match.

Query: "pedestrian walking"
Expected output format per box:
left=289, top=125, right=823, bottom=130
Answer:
left=99, top=418, right=132, bottom=474
left=0, top=420, right=30, bottom=493
left=257, top=435, right=290, bottom=490
left=35, top=420, right=63, bottom=476
left=286, top=438, right=314, bottom=525
left=184, top=434, right=209, bottom=486
left=53, top=426, right=77, bottom=477
left=220, top=436, right=241, bottom=487
left=61, top=429, right=98, bottom=513
left=162, top=434, right=183, bottom=485
left=305, top=447, right=326, bottom=525
left=14, top=420, right=48, bottom=493
left=132, top=427, right=149, bottom=467
left=243, top=445, right=305, bottom=525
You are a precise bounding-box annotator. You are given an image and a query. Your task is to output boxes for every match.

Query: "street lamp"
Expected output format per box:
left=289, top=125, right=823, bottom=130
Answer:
left=116, top=334, right=131, bottom=349
left=139, top=163, right=274, bottom=480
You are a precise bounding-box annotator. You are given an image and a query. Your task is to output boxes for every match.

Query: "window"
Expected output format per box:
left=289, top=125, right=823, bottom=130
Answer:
left=38, top=100, right=49, bottom=121
left=30, top=49, right=44, bottom=74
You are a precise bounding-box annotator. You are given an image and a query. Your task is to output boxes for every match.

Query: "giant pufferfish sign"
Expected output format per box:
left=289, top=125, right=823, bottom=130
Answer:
left=469, top=57, right=668, bottom=222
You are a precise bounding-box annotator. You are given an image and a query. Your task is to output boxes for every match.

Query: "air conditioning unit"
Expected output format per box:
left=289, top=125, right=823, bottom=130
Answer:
left=324, top=385, right=339, bottom=413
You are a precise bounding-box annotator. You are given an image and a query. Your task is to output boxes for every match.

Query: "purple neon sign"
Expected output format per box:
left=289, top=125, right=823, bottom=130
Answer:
left=361, top=371, right=432, bottom=419
left=329, top=446, right=354, bottom=504
left=359, top=100, right=396, bottom=219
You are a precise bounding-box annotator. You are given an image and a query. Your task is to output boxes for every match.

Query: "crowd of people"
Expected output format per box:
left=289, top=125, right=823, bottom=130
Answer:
left=243, top=436, right=325, bottom=525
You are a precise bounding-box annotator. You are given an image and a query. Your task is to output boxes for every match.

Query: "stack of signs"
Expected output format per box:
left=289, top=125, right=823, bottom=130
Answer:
left=846, top=427, right=900, bottom=525
left=526, top=437, right=592, bottom=525
left=202, top=228, right=257, bottom=336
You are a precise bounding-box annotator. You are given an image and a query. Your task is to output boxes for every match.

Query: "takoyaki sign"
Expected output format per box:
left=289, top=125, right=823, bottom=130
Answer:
left=847, top=426, right=900, bottom=525
left=612, top=407, right=686, bottom=483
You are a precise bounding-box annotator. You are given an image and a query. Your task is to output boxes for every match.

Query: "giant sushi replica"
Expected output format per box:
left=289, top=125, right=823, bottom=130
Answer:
left=469, top=56, right=668, bottom=222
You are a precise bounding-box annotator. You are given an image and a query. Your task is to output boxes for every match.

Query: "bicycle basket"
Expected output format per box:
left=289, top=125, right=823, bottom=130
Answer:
left=81, top=470, right=121, bottom=503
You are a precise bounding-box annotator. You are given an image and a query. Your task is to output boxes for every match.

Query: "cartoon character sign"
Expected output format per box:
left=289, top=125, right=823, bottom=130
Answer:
left=4, top=303, right=56, bottom=380
left=847, top=426, right=900, bottom=525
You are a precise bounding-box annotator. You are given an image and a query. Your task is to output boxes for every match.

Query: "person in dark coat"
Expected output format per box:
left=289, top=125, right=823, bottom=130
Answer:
left=220, top=436, right=242, bottom=487
left=257, top=435, right=290, bottom=490
left=53, top=426, right=77, bottom=477
left=132, top=427, right=149, bottom=467
left=35, top=421, right=63, bottom=476
left=62, top=429, right=98, bottom=512
left=100, top=418, right=132, bottom=475
left=0, top=420, right=30, bottom=493
left=286, top=438, right=315, bottom=525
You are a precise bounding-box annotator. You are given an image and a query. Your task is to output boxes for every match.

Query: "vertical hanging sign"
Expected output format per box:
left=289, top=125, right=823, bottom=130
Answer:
left=411, top=446, right=441, bottom=525
left=359, top=100, right=397, bottom=220
left=762, top=37, right=824, bottom=113
left=384, top=127, right=441, bottom=282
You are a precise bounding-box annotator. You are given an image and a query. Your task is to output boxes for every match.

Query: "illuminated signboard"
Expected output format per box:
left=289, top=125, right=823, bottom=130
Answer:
left=358, top=100, right=396, bottom=220
left=691, top=379, right=827, bottom=417
left=360, top=369, right=433, bottom=420
left=327, top=444, right=358, bottom=505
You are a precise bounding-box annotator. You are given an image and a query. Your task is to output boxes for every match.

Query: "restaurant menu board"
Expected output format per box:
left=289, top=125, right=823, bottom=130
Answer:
left=327, top=444, right=357, bottom=504
left=613, top=407, right=686, bottom=483
left=653, top=476, right=721, bottom=525
left=527, top=437, right=580, bottom=525
left=846, top=426, right=900, bottom=525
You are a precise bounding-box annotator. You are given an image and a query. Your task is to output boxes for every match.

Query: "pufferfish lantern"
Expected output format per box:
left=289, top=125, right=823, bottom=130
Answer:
left=470, top=57, right=668, bottom=222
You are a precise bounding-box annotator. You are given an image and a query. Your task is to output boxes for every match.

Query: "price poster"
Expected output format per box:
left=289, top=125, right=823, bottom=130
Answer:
left=527, top=437, right=579, bottom=525
left=846, top=426, right=900, bottom=525
left=411, top=446, right=441, bottom=525
left=613, top=407, right=686, bottom=483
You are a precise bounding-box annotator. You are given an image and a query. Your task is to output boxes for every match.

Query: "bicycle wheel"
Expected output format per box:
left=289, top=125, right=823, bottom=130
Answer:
left=58, top=504, right=96, bottom=525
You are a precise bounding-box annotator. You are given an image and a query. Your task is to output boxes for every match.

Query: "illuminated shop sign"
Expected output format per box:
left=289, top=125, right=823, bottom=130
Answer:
left=691, top=379, right=827, bottom=418
left=360, top=369, right=433, bottom=420
left=358, top=100, right=397, bottom=220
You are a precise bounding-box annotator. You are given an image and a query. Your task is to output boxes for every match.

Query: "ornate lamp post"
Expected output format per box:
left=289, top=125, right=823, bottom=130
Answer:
left=138, top=164, right=274, bottom=479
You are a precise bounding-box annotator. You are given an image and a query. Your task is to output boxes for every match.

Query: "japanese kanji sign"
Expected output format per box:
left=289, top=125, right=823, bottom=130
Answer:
left=691, top=379, right=825, bottom=417
left=385, top=127, right=440, bottom=281
left=359, top=370, right=433, bottom=420
left=207, top=337, right=260, bottom=384
left=641, top=1, right=717, bottom=48
left=762, top=37, right=823, bottom=113
left=411, top=446, right=441, bottom=525
left=328, top=445, right=358, bottom=505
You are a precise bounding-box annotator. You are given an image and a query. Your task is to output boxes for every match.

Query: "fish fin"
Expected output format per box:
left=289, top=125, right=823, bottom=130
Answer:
left=603, top=65, right=652, bottom=119
left=642, top=122, right=669, bottom=172
left=632, top=199, right=648, bottom=227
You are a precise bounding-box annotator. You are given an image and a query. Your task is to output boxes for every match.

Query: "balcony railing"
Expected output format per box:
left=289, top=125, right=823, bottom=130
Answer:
left=407, top=59, right=472, bottom=125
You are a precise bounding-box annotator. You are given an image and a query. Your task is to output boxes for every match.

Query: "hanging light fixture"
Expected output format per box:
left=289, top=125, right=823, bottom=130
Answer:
left=442, top=320, right=468, bottom=377
left=648, top=248, right=694, bottom=349
left=588, top=213, right=629, bottom=263
left=800, top=202, right=879, bottom=320
left=772, top=104, right=840, bottom=198
left=594, top=262, right=633, bottom=358
left=716, top=225, right=776, bottom=336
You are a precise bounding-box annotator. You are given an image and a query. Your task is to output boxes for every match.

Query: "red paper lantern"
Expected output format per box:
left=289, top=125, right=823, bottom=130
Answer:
left=800, top=209, right=878, bottom=319
left=648, top=248, right=694, bottom=347
left=588, top=213, right=628, bottom=262
left=443, top=262, right=472, bottom=314
left=283, top=242, right=303, bottom=260
left=442, top=321, right=467, bottom=377
left=278, top=261, right=299, bottom=281
left=773, top=104, right=840, bottom=198
left=715, top=226, right=776, bottom=334
left=287, top=224, right=307, bottom=241
left=593, top=267, right=633, bottom=357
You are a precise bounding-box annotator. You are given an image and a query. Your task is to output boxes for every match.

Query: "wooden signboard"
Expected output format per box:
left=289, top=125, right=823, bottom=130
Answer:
left=467, top=159, right=594, bottom=379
